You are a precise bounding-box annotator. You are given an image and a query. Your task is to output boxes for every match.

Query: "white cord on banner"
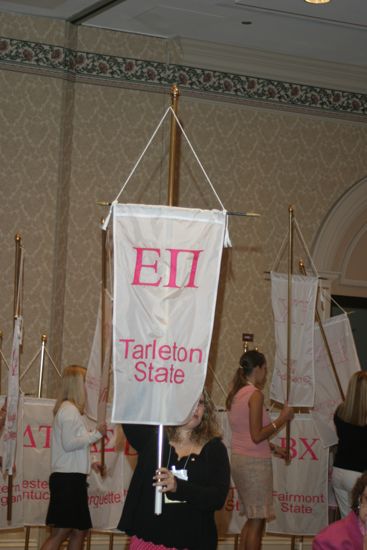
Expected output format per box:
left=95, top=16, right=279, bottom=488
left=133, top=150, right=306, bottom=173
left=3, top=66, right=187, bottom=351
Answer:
left=0, top=350, right=9, bottom=370
left=20, top=348, right=41, bottom=381
left=293, top=219, right=348, bottom=314
left=45, top=348, right=62, bottom=377
left=208, top=363, right=228, bottom=402
left=168, top=107, right=225, bottom=211
left=111, top=105, right=226, bottom=211
left=293, top=219, right=319, bottom=277
left=319, top=289, right=348, bottom=315
left=114, top=107, right=172, bottom=204
left=271, top=231, right=288, bottom=273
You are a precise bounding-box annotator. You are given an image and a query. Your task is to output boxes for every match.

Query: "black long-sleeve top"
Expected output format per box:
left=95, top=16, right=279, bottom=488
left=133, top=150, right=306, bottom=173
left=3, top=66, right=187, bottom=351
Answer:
left=118, top=424, right=230, bottom=549
left=334, top=412, right=367, bottom=472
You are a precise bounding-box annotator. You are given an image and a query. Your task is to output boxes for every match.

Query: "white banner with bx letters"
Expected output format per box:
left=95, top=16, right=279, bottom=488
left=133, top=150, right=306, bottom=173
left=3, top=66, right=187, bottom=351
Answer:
left=112, top=204, right=226, bottom=425
left=267, top=414, right=329, bottom=536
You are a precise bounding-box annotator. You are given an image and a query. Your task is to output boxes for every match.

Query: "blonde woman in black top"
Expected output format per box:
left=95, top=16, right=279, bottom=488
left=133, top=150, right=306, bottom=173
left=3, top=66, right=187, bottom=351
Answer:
left=332, top=371, right=367, bottom=517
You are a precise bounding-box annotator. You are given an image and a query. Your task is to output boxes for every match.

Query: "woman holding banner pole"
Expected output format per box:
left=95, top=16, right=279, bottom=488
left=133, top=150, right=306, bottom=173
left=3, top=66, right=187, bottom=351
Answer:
left=118, top=391, right=230, bottom=550
left=332, top=370, right=367, bottom=518
left=41, top=365, right=106, bottom=550
left=226, top=350, right=294, bottom=550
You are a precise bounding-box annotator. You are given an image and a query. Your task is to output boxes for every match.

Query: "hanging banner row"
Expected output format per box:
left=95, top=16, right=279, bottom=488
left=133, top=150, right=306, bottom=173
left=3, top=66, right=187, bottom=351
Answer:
left=0, top=398, right=329, bottom=536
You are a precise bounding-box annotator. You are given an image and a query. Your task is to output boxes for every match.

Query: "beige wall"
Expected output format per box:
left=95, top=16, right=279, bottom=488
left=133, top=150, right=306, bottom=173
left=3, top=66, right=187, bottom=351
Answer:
left=0, top=12, right=366, bottom=404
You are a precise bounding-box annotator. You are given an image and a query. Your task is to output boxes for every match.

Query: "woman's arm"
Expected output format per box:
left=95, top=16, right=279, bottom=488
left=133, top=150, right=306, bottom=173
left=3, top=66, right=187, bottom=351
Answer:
left=170, top=438, right=230, bottom=511
left=249, top=390, right=275, bottom=443
left=249, top=390, right=294, bottom=444
left=122, top=424, right=156, bottom=454
left=60, top=404, right=102, bottom=452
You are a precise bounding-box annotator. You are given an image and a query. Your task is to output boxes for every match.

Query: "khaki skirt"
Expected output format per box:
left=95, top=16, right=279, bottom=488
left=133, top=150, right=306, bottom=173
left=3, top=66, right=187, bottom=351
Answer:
left=231, top=454, right=275, bottom=521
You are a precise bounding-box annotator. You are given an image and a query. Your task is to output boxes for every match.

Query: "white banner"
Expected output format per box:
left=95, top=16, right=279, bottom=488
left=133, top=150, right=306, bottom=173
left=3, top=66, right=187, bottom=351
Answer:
left=267, top=414, right=329, bottom=536
left=2, top=316, right=22, bottom=475
left=311, top=313, right=361, bottom=447
left=270, top=273, right=318, bottom=407
left=112, top=204, right=226, bottom=425
left=0, top=397, right=132, bottom=530
left=85, top=289, right=113, bottom=423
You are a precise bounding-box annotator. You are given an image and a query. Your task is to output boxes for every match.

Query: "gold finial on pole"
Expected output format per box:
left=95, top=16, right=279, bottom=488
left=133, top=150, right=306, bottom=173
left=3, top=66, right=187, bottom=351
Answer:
left=298, top=260, right=344, bottom=400
left=168, top=84, right=180, bottom=207
left=37, top=334, right=48, bottom=398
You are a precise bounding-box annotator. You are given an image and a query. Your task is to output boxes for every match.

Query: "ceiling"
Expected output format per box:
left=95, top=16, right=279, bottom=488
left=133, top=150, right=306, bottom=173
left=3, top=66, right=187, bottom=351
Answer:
left=0, top=0, right=366, bottom=69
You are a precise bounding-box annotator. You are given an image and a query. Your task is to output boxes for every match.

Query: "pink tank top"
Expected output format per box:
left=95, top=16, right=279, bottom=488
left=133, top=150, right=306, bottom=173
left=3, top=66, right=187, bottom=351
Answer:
left=228, top=384, right=271, bottom=458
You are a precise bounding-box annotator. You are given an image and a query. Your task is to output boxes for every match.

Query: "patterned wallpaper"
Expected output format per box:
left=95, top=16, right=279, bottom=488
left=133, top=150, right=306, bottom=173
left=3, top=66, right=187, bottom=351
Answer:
left=0, top=13, right=366, bottom=403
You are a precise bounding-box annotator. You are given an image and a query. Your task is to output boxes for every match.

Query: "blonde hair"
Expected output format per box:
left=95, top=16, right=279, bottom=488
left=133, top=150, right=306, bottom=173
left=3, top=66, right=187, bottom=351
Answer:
left=337, top=371, right=367, bottom=426
left=53, top=364, right=87, bottom=416
left=166, top=390, right=222, bottom=445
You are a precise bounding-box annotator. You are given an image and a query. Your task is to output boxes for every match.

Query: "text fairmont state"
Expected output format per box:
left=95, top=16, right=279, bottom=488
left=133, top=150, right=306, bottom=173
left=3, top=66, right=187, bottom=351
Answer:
left=273, top=491, right=325, bottom=514
left=118, top=338, right=204, bottom=384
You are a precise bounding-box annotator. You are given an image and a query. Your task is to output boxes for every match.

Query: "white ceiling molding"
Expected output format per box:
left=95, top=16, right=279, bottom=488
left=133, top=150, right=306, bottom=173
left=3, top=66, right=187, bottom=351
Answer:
left=177, top=38, right=367, bottom=94
left=340, top=224, right=367, bottom=288
left=312, top=177, right=367, bottom=280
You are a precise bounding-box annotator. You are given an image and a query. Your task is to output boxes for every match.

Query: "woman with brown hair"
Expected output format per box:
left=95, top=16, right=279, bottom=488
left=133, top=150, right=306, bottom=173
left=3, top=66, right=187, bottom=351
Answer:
left=41, top=365, right=106, bottom=550
left=226, top=350, right=294, bottom=550
left=118, top=391, right=230, bottom=550
left=332, top=370, right=367, bottom=517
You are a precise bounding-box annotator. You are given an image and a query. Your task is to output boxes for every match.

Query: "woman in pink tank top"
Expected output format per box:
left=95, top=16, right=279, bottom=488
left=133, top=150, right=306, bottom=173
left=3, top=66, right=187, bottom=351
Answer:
left=226, top=350, right=294, bottom=550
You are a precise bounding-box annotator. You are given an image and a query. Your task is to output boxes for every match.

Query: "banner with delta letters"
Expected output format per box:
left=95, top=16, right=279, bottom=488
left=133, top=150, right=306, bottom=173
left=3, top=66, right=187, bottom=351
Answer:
left=270, top=272, right=318, bottom=407
left=311, top=313, right=361, bottom=447
left=0, top=397, right=133, bottom=530
left=111, top=204, right=227, bottom=425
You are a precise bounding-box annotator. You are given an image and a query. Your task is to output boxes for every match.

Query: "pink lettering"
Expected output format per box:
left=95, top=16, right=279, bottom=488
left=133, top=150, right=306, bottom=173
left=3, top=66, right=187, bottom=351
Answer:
left=132, top=248, right=161, bottom=286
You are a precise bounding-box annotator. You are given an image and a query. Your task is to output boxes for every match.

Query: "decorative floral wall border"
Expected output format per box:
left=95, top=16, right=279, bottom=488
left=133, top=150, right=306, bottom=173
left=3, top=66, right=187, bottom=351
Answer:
left=0, top=36, right=366, bottom=117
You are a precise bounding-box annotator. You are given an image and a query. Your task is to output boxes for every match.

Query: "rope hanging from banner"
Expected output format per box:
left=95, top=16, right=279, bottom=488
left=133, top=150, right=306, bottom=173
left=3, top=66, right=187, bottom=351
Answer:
left=112, top=106, right=226, bottom=210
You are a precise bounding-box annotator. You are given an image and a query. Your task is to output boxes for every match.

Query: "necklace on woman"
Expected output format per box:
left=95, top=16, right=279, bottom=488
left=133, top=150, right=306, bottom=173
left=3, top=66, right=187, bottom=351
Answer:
left=167, top=444, right=193, bottom=473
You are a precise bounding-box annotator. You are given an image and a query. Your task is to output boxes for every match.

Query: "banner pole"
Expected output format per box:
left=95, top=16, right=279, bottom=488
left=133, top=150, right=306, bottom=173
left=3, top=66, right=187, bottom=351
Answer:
left=37, top=334, right=47, bottom=398
left=100, top=219, right=107, bottom=472
left=8, top=234, right=22, bottom=522
left=167, top=84, right=179, bottom=206
left=0, top=330, right=2, bottom=395
left=155, top=85, right=181, bottom=515
left=299, top=260, right=344, bottom=400
left=13, top=234, right=22, bottom=321
left=285, top=206, right=294, bottom=463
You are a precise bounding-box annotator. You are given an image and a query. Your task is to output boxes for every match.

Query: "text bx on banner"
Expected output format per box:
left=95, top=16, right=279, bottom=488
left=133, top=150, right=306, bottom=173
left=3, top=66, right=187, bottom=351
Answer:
left=112, top=204, right=226, bottom=425
left=267, top=414, right=329, bottom=536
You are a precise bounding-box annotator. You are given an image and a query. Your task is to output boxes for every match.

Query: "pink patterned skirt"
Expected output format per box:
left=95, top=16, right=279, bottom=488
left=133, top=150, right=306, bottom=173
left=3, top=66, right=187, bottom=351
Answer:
left=129, top=535, right=188, bottom=550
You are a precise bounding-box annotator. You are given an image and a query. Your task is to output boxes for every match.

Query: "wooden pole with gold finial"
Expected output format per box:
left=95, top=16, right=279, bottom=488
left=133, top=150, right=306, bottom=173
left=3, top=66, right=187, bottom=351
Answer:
left=155, top=85, right=181, bottom=516
left=8, top=234, right=22, bottom=522
left=168, top=84, right=180, bottom=207
left=285, top=206, right=294, bottom=463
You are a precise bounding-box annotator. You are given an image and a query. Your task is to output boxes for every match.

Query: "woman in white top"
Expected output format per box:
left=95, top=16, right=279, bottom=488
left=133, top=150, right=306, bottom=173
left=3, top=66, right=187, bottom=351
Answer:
left=41, top=365, right=106, bottom=550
